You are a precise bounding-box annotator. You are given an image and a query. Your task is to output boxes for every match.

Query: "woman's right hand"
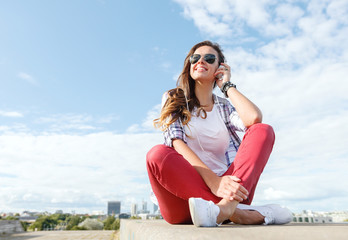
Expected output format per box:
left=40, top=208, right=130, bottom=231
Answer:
left=211, top=175, right=249, bottom=202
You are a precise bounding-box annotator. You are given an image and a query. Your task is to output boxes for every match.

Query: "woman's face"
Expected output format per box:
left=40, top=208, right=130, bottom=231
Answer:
left=189, top=46, right=219, bottom=83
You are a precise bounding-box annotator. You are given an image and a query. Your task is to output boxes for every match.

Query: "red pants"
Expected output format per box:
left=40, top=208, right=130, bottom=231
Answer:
left=146, top=123, right=275, bottom=224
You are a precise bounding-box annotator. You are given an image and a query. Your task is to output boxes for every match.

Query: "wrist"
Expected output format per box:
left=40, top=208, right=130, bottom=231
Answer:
left=207, top=175, right=220, bottom=192
left=220, top=81, right=236, bottom=98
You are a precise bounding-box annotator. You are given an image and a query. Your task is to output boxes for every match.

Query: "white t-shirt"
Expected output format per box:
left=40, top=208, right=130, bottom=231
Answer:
left=184, top=105, right=230, bottom=176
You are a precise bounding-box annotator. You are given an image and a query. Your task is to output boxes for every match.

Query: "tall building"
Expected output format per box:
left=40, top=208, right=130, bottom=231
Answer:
left=139, top=200, right=150, bottom=214
left=107, top=201, right=121, bottom=215
left=131, top=203, right=137, bottom=216
left=142, top=200, right=147, bottom=213
left=153, top=203, right=158, bottom=214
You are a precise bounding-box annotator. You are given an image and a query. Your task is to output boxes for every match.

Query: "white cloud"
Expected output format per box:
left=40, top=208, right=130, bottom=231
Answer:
left=35, top=113, right=120, bottom=133
left=17, top=72, right=39, bottom=86
left=0, top=110, right=23, bottom=118
left=96, top=115, right=120, bottom=124
left=127, top=104, right=162, bottom=133
left=0, top=132, right=163, bottom=213
left=0, top=123, right=30, bottom=134
left=174, top=0, right=233, bottom=37
left=0, top=105, right=163, bottom=213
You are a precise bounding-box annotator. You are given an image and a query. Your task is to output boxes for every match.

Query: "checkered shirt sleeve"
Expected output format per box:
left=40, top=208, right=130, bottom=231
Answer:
left=163, top=118, right=186, bottom=147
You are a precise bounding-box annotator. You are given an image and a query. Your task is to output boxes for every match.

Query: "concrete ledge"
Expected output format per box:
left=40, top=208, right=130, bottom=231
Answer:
left=0, top=221, right=24, bottom=235
left=120, top=220, right=348, bottom=240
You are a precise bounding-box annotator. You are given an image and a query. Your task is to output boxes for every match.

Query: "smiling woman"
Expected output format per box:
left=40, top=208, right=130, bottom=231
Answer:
left=147, top=40, right=292, bottom=227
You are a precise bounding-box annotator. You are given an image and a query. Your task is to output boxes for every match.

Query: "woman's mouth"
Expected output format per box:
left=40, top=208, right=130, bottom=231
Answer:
left=195, top=66, right=207, bottom=71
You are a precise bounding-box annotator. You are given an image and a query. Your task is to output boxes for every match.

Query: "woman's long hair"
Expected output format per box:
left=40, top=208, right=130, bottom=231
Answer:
left=154, top=41, right=225, bottom=131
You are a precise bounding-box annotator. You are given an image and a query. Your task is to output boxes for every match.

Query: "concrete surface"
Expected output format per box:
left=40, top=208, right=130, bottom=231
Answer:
left=0, top=221, right=24, bottom=235
left=0, top=230, right=117, bottom=240
left=120, top=219, right=348, bottom=240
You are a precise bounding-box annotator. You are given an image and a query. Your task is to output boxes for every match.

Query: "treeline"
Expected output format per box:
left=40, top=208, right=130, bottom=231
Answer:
left=1, top=214, right=121, bottom=231
left=29, top=214, right=121, bottom=231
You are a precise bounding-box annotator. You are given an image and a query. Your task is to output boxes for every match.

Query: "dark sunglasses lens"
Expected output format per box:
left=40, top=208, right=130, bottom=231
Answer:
left=204, top=54, right=216, bottom=64
left=190, top=54, right=201, bottom=64
left=190, top=54, right=216, bottom=64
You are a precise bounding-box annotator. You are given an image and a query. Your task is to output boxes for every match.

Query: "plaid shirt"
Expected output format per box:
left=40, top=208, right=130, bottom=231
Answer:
left=163, top=94, right=246, bottom=167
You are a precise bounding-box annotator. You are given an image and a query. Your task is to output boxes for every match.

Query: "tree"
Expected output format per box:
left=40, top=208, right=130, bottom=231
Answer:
left=103, top=215, right=120, bottom=230
left=103, top=215, right=116, bottom=230
left=78, top=218, right=103, bottom=230
left=28, top=215, right=58, bottom=231
left=20, top=221, right=30, bottom=231
left=110, top=219, right=120, bottom=230
left=66, top=215, right=86, bottom=230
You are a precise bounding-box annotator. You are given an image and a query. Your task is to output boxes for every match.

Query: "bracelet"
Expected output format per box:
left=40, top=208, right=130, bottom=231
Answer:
left=220, top=81, right=236, bottom=98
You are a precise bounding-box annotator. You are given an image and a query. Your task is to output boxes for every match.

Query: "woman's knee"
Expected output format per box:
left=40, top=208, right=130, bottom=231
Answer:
left=248, top=123, right=275, bottom=144
left=146, top=144, right=174, bottom=169
left=147, top=144, right=165, bottom=165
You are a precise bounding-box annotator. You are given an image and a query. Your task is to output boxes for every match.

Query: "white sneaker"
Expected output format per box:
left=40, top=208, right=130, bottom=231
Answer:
left=189, top=198, right=220, bottom=227
left=237, top=203, right=292, bottom=225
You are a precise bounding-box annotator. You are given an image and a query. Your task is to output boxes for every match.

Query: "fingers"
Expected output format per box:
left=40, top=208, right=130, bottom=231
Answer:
left=219, top=63, right=230, bottom=72
left=229, top=176, right=249, bottom=195
left=214, top=66, right=227, bottom=76
left=227, top=190, right=248, bottom=202
left=219, top=188, right=246, bottom=202
left=229, top=175, right=241, bottom=182
left=215, top=176, right=250, bottom=202
left=220, top=62, right=229, bottom=68
left=225, top=176, right=249, bottom=202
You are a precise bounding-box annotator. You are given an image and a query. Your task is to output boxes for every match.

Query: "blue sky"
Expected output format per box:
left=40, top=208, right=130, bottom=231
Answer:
left=1, top=0, right=348, bottom=215
left=0, top=0, right=201, bottom=133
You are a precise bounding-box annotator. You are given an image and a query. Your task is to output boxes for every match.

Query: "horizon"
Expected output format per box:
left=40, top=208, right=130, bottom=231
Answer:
left=2, top=207, right=348, bottom=216
left=1, top=0, right=347, bottom=214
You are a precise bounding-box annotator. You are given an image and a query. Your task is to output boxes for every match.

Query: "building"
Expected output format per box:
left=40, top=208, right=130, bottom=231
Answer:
left=325, top=211, right=348, bottom=222
left=142, top=200, right=147, bottom=213
left=91, top=210, right=104, bottom=216
left=293, top=210, right=333, bottom=223
left=138, top=200, right=150, bottom=214
left=153, top=203, right=159, bottom=214
left=131, top=203, right=137, bottom=216
left=107, top=201, right=121, bottom=216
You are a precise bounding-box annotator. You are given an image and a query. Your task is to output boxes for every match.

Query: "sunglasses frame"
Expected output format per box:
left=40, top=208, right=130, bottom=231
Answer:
left=189, top=54, right=217, bottom=65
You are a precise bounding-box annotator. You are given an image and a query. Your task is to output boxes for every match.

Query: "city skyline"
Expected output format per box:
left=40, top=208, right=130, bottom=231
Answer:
left=1, top=0, right=347, bottom=214
left=1, top=199, right=159, bottom=216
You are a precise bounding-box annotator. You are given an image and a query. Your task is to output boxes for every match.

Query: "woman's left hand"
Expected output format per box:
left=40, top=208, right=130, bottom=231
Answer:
left=214, top=62, right=231, bottom=88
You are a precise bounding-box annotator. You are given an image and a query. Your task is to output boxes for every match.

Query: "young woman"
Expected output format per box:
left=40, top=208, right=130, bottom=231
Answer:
left=146, top=41, right=292, bottom=227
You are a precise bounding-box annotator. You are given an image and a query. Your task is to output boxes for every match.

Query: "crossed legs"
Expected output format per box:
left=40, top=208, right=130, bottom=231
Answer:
left=146, top=123, right=275, bottom=224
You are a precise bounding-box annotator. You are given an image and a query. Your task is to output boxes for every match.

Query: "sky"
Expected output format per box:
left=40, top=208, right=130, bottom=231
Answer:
left=0, top=0, right=347, bottom=215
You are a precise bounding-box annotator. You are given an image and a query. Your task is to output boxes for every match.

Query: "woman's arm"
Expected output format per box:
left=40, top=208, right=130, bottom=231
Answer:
left=173, top=139, right=248, bottom=202
left=226, top=87, right=262, bottom=128
left=215, top=63, right=262, bottom=128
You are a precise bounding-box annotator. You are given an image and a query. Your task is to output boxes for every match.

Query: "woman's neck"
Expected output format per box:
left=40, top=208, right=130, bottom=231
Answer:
left=195, top=82, right=214, bottom=110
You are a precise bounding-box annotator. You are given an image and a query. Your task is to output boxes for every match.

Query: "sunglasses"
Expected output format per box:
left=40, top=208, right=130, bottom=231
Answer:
left=189, top=54, right=217, bottom=65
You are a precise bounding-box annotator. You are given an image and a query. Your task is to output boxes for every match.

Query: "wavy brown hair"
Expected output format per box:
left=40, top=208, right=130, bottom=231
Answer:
left=154, top=41, right=225, bottom=131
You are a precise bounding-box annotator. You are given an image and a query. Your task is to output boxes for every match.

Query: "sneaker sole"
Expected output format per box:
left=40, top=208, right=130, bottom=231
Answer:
left=188, top=198, right=199, bottom=227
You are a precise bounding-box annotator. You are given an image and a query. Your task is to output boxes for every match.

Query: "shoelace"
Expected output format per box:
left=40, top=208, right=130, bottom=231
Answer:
left=264, top=207, right=275, bottom=225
